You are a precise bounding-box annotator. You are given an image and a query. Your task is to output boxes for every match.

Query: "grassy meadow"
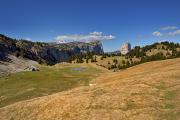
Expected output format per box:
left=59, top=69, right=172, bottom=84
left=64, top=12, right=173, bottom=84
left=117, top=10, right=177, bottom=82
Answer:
left=0, top=64, right=104, bottom=108
left=1, top=58, right=180, bottom=120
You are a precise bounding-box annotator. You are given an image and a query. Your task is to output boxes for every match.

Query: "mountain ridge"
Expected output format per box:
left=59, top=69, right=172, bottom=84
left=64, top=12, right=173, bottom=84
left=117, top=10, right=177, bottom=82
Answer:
left=0, top=34, right=103, bottom=65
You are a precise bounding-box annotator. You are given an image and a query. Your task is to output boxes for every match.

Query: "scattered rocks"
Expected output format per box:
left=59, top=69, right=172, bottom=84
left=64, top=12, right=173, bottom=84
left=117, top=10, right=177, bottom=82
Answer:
left=0, top=55, right=38, bottom=74
left=0, top=96, right=7, bottom=102
left=24, top=66, right=39, bottom=71
left=112, top=68, right=119, bottom=72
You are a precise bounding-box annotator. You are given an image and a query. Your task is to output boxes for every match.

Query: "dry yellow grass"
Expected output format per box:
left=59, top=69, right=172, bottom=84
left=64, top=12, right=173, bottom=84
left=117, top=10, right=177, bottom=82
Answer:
left=0, top=58, right=180, bottom=120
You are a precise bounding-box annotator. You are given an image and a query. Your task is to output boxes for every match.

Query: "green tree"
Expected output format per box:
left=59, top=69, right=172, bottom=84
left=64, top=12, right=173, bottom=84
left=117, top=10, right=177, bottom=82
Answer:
left=100, top=56, right=104, bottom=60
left=122, top=60, right=125, bottom=64
left=113, top=59, right=118, bottom=64
left=126, top=61, right=130, bottom=67
left=91, top=58, right=95, bottom=63
left=94, top=56, right=97, bottom=62
left=86, top=58, right=89, bottom=63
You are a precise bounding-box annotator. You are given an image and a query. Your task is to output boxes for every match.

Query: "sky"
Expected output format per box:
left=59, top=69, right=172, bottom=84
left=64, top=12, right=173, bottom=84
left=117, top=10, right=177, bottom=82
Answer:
left=0, top=0, right=179, bottom=52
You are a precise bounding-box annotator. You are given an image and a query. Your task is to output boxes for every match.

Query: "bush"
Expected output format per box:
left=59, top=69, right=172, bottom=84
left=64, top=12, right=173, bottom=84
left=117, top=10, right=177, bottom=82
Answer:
left=91, top=58, right=95, bottom=63
left=111, top=64, right=117, bottom=69
left=118, top=65, right=123, bottom=69
left=100, top=56, right=103, bottom=60
left=113, top=59, right=118, bottom=64
left=122, top=60, right=125, bottom=64
left=126, top=61, right=130, bottom=67
left=86, top=58, right=89, bottom=63
left=38, top=59, right=43, bottom=64
left=14, top=51, right=20, bottom=57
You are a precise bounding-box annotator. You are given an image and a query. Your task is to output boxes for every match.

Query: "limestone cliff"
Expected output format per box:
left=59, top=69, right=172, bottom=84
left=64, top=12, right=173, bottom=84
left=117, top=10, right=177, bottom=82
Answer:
left=0, top=34, right=103, bottom=64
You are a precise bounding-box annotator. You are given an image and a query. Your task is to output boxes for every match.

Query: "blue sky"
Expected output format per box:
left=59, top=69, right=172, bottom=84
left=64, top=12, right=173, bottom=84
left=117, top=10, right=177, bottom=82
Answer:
left=0, top=0, right=180, bottom=52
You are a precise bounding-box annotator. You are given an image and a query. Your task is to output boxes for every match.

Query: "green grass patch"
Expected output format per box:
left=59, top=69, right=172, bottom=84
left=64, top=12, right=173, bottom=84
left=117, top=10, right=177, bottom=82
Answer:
left=126, top=100, right=136, bottom=110
left=121, top=100, right=137, bottom=111
left=154, top=81, right=167, bottom=90
left=163, top=90, right=177, bottom=100
left=163, top=103, right=176, bottom=109
left=0, top=64, right=103, bottom=108
left=131, top=92, right=146, bottom=96
left=159, top=111, right=180, bottom=120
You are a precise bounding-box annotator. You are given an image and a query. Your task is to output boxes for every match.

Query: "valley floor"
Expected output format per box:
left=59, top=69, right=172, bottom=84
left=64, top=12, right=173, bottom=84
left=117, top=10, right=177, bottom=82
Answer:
left=0, top=58, right=180, bottom=120
left=0, top=63, right=104, bottom=108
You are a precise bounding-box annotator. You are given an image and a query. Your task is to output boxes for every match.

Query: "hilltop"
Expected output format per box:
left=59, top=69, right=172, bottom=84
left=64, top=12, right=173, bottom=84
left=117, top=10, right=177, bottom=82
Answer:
left=87, top=42, right=180, bottom=71
left=0, top=58, right=179, bottom=120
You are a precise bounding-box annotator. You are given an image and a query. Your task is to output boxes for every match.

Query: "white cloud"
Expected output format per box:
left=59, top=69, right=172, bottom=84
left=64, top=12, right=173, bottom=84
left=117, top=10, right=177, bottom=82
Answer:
left=25, top=38, right=31, bottom=41
left=55, top=32, right=115, bottom=43
left=90, top=31, right=103, bottom=36
left=161, top=26, right=178, bottom=30
left=168, top=29, right=180, bottom=36
left=152, top=31, right=163, bottom=37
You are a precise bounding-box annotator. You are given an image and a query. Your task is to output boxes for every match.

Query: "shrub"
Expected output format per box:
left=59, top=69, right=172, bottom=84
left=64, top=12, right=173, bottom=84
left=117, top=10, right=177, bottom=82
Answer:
left=113, top=59, right=118, bottom=64
left=100, top=56, right=103, bottom=60
left=122, top=60, right=125, bottom=64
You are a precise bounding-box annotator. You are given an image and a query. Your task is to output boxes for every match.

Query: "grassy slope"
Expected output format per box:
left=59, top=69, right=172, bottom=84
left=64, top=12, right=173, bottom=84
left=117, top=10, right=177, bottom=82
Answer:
left=0, top=64, right=104, bottom=108
left=0, top=58, right=180, bottom=120
left=96, top=55, right=125, bottom=66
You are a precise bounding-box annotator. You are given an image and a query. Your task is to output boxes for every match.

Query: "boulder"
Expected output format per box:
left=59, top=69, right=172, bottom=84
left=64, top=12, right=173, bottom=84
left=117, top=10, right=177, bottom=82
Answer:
left=24, top=66, right=39, bottom=71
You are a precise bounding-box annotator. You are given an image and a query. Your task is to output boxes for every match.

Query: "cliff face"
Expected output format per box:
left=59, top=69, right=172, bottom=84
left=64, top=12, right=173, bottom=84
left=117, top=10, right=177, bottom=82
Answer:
left=0, top=34, right=103, bottom=64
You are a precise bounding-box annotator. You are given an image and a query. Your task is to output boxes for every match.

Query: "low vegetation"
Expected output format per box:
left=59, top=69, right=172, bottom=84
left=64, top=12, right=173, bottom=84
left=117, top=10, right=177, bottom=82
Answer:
left=0, top=64, right=104, bottom=108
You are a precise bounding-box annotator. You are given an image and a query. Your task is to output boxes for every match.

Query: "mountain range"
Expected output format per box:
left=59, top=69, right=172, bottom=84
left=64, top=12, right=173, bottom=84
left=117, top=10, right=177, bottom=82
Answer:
left=0, top=34, right=103, bottom=65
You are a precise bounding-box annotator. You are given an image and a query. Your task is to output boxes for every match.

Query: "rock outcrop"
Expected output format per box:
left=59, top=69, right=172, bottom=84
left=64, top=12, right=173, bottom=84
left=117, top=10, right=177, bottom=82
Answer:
left=0, top=34, right=104, bottom=65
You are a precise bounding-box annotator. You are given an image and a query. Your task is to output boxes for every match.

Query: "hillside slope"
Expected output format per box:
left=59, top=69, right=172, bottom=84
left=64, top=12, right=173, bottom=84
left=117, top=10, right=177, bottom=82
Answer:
left=0, top=55, right=38, bottom=75
left=0, top=58, right=180, bottom=120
